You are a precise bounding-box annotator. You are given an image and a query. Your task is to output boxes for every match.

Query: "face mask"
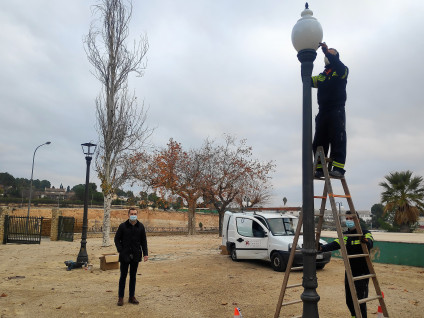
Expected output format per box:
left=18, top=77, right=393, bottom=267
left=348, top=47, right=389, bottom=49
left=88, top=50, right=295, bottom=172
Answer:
left=345, top=220, right=355, bottom=228
left=129, top=215, right=137, bottom=222
left=324, top=56, right=330, bottom=65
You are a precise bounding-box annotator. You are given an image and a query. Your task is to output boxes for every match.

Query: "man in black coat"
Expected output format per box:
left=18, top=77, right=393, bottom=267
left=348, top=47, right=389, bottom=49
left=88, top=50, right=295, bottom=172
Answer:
left=312, top=42, right=349, bottom=178
left=319, top=211, right=373, bottom=318
left=114, top=207, right=148, bottom=306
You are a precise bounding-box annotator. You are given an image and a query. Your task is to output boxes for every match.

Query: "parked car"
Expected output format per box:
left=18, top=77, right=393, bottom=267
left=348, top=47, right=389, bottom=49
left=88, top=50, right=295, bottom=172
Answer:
left=222, top=210, right=331, bottom=271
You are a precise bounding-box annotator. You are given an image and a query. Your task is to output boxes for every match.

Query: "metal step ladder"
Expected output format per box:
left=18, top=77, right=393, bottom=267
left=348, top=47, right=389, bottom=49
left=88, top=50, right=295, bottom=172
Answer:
left=274, top=146, right=389, bottom=318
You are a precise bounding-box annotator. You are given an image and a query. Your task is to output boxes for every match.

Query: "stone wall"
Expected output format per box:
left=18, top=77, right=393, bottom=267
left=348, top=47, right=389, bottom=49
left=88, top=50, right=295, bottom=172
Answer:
left=0, top=207, right=10, bottom=243
left=49, top=208, right=61, bottom=241
left=5, top=207, right=219, bottom=230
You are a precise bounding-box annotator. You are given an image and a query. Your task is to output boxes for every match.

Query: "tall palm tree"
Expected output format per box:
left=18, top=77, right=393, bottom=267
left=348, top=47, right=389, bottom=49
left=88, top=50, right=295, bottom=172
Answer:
left=379, top=171, right=424, bottom=232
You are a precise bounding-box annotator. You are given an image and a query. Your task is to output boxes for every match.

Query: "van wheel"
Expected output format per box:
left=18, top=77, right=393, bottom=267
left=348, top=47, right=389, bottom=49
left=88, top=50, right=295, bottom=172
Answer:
left=271, top=253, right=287, bottom=272
left=230, top=247, right=238, bottom=262
left=316, top=263, right=326, bottom=270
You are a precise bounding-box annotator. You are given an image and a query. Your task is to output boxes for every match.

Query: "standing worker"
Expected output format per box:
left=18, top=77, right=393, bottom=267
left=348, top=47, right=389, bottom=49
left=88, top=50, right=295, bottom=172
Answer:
left=312, top=42, right=349, bottom=178
left=319, top=211, right=374, bottom=318
left=114, top=207, right=149, bottom=306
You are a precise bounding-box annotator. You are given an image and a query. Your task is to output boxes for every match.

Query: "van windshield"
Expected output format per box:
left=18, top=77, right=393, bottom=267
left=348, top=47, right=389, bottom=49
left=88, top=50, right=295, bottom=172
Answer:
left=267, top=218, right=295, bottom=236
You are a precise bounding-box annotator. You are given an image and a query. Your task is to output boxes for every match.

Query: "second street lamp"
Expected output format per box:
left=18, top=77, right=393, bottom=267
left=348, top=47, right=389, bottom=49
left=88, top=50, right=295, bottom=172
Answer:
left=291, top=3, right=323, bottom=317
left=76, top=142, right=97, bottom=265
left=27, top=141, right=51, bottom=218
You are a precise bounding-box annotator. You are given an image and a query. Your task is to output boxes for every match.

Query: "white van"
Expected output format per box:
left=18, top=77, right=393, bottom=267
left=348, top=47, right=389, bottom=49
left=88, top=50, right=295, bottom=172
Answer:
left=222, top=210, right=331, bottom=271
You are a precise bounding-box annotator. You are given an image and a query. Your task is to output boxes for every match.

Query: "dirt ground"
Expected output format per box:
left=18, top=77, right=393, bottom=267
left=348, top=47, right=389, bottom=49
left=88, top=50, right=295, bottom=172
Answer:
left=0, top=234, right=423, bottom=318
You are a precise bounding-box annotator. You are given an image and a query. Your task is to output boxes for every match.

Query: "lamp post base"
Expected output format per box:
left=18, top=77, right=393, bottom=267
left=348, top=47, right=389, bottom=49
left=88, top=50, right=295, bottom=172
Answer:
left=76, top=247, right=88, bottom=265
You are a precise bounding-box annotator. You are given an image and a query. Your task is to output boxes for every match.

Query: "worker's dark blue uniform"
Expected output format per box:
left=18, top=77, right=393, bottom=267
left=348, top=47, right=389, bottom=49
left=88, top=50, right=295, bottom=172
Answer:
left=311, top=51, right=349, bottom=174
left=321, top=228, right=373, bottom=317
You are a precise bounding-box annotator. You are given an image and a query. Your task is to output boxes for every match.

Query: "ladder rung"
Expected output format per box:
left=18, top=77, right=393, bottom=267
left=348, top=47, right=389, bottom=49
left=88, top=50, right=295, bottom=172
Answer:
left=282, top=299, right=303, bottom=306
left=348, top=253, right=369, bottom=259
left=314, top=213, right=324, bottom=217
left=338, top=213, right=358, bottom=218
left=291, top=316, right=302, bottom=318
left=358, top=295, right=382, bottom=305
left=314, top=196, right=327, bottom=199
left=291, top=266, right=303, bottom=271
left=353, top=273, right=376, bottom=281
left=329, top=194, right=351, bottom=198
left=287, top=283, right=302, bottom=289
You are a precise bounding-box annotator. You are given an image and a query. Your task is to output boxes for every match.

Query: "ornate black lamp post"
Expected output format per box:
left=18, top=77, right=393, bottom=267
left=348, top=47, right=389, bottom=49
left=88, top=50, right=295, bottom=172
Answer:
left=27, top=141, right=51, bottom=218
left=77, top=142, right=97, bottom=265
left=291, top=3, right=323, bottom=317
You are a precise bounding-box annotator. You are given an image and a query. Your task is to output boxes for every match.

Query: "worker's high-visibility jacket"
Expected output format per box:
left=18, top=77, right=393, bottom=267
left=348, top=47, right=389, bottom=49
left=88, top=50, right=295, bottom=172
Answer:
left=311, top=52, right=349, bottom=111
left=321, top=228, right=373, bottom=276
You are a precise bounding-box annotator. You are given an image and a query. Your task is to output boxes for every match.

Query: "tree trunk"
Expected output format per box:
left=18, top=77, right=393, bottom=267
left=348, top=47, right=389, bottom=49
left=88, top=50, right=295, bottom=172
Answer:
left=218, top=210, right=224, bottom=237
left=399, top=223, right=411, bottom=233
left=102, top=193, right=113, bottom=246
left=215, top=202, right=230, bottom=237
left=187, top=199, right=196, bottom=235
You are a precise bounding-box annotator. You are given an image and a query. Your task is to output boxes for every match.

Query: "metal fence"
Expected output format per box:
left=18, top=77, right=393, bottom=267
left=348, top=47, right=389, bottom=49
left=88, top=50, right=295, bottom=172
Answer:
left=58, top=216, right=75, bottom=242
left=4, top=216, right=43, bottom=244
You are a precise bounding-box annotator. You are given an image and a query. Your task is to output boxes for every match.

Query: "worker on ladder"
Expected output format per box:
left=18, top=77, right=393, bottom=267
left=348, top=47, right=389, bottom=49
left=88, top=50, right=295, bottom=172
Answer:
left=311, top=42, right=349, bottom=178
left=319, top=211, right=374, bottom=317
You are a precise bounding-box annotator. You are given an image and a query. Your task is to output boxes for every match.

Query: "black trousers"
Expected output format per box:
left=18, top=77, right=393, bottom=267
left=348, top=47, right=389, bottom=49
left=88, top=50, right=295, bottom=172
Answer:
left=118, top=261, right=139, bottom=298
left=313, top=108, right=346, bottom=172
left=345, top=273, right=369, bottom=318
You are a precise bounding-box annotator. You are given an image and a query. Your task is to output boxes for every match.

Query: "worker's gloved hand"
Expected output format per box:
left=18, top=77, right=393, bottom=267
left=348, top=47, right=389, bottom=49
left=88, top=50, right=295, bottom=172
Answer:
left=360, top=235, right=368, bottom=244
left=319, top=42, right=328, bottom=54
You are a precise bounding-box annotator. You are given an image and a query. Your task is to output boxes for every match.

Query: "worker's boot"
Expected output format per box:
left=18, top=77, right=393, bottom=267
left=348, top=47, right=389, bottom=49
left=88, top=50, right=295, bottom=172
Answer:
left=117, top=297, right=124, bottom=306
left=314, top=169, right=324, bottom=179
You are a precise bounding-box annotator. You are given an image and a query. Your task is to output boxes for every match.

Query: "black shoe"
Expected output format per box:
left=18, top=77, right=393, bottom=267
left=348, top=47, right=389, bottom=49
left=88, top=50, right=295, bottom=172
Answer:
left=314, top=170, right=324, bottom=179
left=128, top=296, right=139, bottom=305
left=329, top=170, right=344, bottom=178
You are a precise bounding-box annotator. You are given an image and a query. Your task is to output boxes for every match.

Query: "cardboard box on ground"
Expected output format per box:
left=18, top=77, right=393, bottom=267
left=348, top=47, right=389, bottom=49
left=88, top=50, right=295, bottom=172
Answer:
left=99, top=253, right=119, bottom=270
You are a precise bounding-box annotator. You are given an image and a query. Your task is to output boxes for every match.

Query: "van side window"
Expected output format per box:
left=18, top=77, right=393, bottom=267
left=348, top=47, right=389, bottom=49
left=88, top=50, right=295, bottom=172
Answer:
left=254, top=216, right=269, bottom=229
left=236, top=218, right=265, bottom=238
left=236, top=218, right=253, bottom=237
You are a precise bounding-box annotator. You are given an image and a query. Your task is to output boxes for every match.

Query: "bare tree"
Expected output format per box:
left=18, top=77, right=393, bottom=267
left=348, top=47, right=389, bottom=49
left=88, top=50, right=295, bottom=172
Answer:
left=234, top=177, right=273, bottom=209
left=201, top=135, right=275, bottom=236
left=84, top=0, right=151, bottom=246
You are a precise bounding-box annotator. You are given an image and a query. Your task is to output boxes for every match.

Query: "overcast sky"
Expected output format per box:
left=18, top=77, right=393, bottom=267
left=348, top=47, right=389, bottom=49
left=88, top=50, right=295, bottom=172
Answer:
left=1, top=0, right=423, bottom=211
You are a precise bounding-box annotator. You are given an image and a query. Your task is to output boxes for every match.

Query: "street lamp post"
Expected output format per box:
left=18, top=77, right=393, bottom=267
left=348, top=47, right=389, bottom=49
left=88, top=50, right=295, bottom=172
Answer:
left=336, top=201, right=343, bottom=216
left=76, top=142, right=97, bottom=265
left=27, top=141, right=51, bottom=218
left=291, top=3, right=323, bottom=317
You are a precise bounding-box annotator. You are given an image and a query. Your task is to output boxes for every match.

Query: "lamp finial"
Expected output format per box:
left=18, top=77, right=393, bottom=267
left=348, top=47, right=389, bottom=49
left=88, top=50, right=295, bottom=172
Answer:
left=305, top=2, right=309, bottom=9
